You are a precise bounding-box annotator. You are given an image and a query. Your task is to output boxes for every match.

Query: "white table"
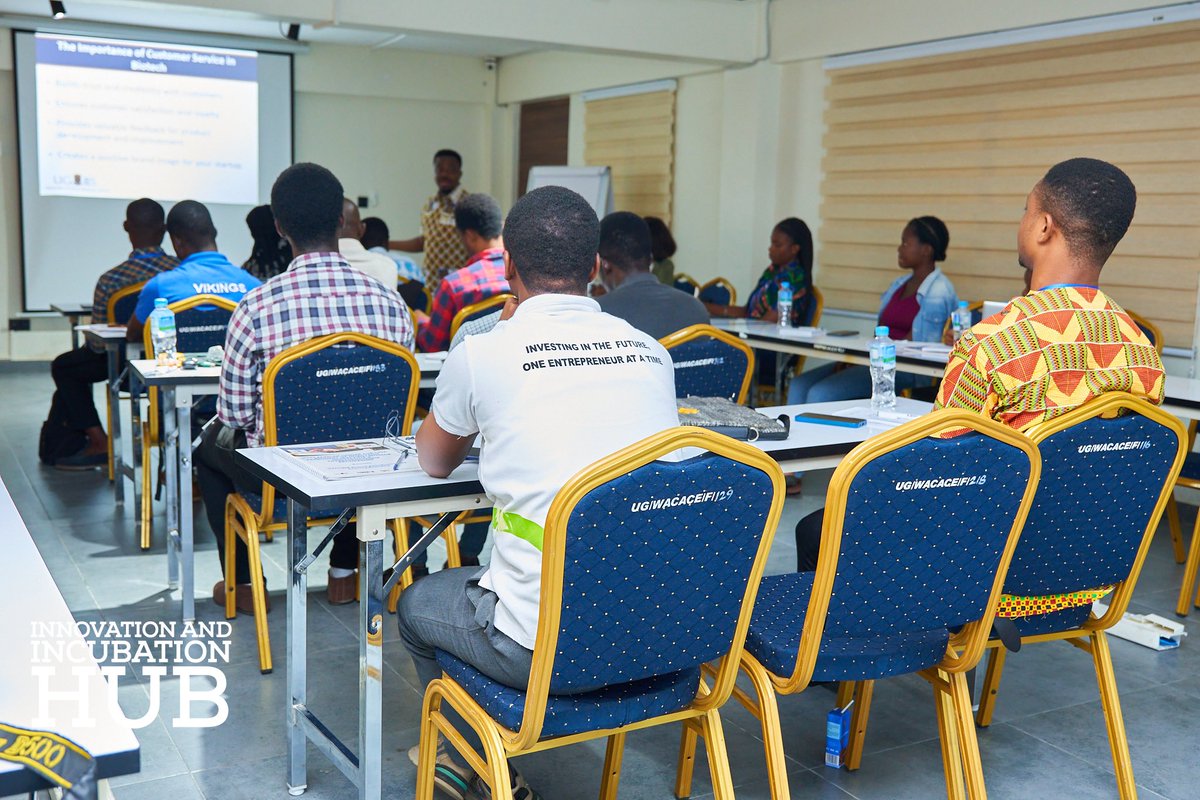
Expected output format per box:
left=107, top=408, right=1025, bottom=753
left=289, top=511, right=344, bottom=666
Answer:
left=712, top=319, right=1200, bottom=423
left=53, top=302, right=92, bottom=349
left=234, top=397, right=930, bottom=800
left=129, top=353, right=448, bottom=622
left=0, top=475, right=139, bottom=795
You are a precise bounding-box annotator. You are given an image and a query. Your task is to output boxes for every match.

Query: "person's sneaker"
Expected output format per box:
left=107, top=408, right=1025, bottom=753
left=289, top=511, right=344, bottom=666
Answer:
left=407, top=741, right=472, bottom=800
left=54, top=450, right=107, bottom=471
left=327, top=570, right=356, bottom=605
left=466, top=765, right=541, bottom=800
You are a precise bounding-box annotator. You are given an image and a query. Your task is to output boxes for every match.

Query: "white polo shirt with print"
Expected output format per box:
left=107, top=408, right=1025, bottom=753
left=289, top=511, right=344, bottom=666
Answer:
left=430, top=293, right=679, bottom=649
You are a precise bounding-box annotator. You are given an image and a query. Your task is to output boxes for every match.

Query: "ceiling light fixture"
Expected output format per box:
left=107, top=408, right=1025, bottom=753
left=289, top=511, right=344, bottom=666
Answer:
left=49, top=1, right=66, bottom=20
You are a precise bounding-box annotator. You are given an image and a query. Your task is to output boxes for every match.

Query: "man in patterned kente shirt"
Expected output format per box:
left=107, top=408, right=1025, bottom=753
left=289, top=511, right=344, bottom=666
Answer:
left=388, top=148, right=470, bottom=290
left=795, top=157, right=1164, bottom=572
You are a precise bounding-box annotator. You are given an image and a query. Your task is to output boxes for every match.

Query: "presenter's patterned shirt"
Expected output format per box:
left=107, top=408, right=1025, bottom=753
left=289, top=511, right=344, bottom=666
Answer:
left=91, top=247, right=179, bottom=322
left=420, top=185, right=470, bottom=289
left=218, top=252, right=415, bottom=447
left=935, top=285, right=1164, bottom=431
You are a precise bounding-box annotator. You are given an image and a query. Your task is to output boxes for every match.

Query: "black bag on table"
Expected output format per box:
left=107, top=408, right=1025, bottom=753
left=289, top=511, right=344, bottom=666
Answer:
left=38, top=390, right=87, bottom=466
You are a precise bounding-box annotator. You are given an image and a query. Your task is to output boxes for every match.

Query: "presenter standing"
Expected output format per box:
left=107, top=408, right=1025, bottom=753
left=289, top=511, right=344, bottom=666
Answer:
left=389, top=149, right=470, bottom=291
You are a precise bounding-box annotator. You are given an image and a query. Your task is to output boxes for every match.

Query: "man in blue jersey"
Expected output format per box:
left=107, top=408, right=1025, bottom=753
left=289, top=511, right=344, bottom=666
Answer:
left=127, top=201, right=261, bottom=342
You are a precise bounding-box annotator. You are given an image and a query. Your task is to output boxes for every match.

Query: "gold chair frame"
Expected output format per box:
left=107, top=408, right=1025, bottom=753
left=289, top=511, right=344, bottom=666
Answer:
left=678, top=410, right=1041, bottom=800
left=448, top=293, right=513, bottom=343
left=658, top=323, right=756, bottom=405
left=417, top=427, right=785, bottom=800
left=674, top=273, right=701, bottom=296
left=137, top=294, right=237, bottom=549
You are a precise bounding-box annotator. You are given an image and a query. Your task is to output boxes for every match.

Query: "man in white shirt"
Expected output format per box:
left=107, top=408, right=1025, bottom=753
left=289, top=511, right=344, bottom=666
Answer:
left=398, top=185, right=678, bottom=798
left=337, top=198, right=400, bottom=291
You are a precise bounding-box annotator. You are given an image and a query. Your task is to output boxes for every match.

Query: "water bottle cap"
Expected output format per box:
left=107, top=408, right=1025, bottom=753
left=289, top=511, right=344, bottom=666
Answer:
left=875, top=326, right=889, bottom=337
left=780, top=281, right=791, bottom=289
left=154, top=298, right=168, bottom=308
left=958, top=300, right=969, bottom=308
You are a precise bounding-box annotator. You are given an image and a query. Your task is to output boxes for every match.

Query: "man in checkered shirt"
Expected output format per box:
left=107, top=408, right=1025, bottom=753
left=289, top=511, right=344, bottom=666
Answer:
left=196, top=162, right=414, bottom=611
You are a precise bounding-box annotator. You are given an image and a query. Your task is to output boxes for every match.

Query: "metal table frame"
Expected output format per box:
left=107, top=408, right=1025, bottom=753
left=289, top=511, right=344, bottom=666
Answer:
left=235, top=397, right=931, bottom=800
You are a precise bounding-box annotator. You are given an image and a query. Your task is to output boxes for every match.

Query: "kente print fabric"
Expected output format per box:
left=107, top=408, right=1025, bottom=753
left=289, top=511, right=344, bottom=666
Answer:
left=935, top=285, right=1165, bottom=431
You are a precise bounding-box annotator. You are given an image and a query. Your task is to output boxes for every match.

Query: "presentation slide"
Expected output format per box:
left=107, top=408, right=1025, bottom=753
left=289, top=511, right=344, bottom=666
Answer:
left=34, top=33, right=259, bottom=205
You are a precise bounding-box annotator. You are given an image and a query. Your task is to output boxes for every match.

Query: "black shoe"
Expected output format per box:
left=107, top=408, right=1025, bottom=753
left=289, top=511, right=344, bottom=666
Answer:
left=55, top=450, right=107, bottom=471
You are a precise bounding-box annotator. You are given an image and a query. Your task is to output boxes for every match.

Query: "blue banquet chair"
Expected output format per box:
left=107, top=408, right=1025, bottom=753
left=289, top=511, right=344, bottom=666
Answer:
left=698, top=277, right=737, bottom=306
left=416, top=426, right=785, bottom=800
left=659, top=324, right=755, bottom=403
left=676, top=410, right=1042, bottom=800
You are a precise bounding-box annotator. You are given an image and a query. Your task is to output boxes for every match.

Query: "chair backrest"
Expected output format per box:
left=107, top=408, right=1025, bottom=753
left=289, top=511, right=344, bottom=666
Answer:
left=1002, top=393, right=1185, bottom=625
left=789, top=411, right=1041, bottom=687
left=140, top=294, right=238, bottom=355
left=801, top=285, right=824, bottom=328
left=259, top=333, right=421, bottom=519
left=1125, top=309, right=1163, bottom=356
left=673, top=273, right=700, bottom=297
left=107, top=281, right=146, bottom=325
left=698, top=277, right=737, bottom=306
left=659, top=324, right=755, bottom=403
left=449, top=293, right=512, bottom=341
left=514, top=427, right=783, bottom=746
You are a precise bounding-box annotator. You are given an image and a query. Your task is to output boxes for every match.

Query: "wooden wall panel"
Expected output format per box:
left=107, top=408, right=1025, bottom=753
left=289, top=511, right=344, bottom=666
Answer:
left=584, top=89, right=675, bottom=224
left=821, top=21, right=1200, bottom=347
left=518, top=97, right=569, bottom=196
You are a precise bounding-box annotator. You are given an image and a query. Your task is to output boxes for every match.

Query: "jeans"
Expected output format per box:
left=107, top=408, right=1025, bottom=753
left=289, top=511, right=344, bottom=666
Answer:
left=398, top=567, right=533, bottom=765
left=788, top=362, right=928, bottom=405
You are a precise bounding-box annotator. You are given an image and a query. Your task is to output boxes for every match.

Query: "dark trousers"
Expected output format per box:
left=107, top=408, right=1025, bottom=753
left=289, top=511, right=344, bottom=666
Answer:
left=50, top=346, right=108, bottom=431
left=795, top=507, right=825, bottom=572
left=196, top=422, right=358, bottom=584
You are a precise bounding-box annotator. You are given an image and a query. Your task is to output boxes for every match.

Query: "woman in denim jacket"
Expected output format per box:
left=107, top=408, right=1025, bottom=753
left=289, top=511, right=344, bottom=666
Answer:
left=788, top=216, right=957, bottom=404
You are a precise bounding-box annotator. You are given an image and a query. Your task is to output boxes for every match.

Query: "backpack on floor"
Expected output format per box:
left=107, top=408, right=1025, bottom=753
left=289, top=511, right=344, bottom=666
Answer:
left=39, top=389, right=87, bottom=466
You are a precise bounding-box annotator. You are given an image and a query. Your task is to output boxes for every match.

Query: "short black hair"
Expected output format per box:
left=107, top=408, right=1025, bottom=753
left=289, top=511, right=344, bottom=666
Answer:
left=644, top=216, right=676, bottom=261
left=504, top=186, right=599, bottom=294
left=1036, top=158, right=1136, bottom=267
left=434, top=149, right=462, bottom=167
left=126, top=198, right=165, bottom=230
left=454, top=193, right=503, bottom=239
left=907, top=216, right=950, bottom=262
left=598, top=212, right=652, bottom=273
left=270, top=163, right=344, bottom=250
left=773, top=217, right=813, bottom=274
left=361, top=217, right=389, bottom=250
left=166, top=200, right=217, bottom=248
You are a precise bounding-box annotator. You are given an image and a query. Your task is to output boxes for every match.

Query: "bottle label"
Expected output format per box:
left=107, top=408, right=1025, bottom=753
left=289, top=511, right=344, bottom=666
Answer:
left=882, top=344, right=895, bottom=366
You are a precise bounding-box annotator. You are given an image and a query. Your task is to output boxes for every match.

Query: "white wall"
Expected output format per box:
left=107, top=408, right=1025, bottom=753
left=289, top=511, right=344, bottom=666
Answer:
left=0, top=36, right=494, bottom=359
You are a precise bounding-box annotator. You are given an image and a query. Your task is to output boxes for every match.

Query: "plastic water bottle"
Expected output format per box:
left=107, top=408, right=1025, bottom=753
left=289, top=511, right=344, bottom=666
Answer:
left=777, top=281, right=793, bottom=329
left=869, top=325, right=896, bottom=412
left=952, top=300, right=972, bottom=341
left=148, top=298, right=177, bottom=366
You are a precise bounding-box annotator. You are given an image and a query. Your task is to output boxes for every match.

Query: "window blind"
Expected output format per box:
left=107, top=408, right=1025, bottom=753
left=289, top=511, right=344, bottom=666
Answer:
left=583, top=88, right=676, bottom=224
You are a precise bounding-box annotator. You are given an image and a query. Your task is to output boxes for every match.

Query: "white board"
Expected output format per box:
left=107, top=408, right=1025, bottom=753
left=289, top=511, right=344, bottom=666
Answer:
left=525, top=166, right=613, bottom=217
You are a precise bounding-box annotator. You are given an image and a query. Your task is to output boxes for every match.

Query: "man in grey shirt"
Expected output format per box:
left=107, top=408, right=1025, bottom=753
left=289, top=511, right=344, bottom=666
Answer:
left=596, top=211, right=709, bottom=339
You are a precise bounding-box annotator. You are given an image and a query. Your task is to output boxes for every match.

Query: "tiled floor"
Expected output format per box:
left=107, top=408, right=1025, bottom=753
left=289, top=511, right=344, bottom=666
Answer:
left=4, top=359, right=1199, bottom=799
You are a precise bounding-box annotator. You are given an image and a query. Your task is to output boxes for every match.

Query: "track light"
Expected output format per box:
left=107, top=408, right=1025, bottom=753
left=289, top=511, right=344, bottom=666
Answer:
left=285, top=23, right=300, bottom=41
left=49, top=1, right=66, bottom=19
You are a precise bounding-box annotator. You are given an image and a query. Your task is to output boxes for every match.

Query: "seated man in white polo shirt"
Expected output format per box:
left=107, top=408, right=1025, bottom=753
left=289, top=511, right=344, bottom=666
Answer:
left=398, top=185, right=679, bottom=798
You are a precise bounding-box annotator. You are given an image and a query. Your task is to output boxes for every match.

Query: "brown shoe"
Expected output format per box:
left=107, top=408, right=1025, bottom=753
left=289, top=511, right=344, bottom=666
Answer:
left=212, top=580, right=271, bottom=615
left=327, top=571, right=356, bottom=604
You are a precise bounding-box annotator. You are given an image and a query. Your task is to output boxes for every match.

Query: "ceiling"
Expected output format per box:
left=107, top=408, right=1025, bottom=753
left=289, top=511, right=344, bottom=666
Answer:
left=0, top=0, right=542, bottom=57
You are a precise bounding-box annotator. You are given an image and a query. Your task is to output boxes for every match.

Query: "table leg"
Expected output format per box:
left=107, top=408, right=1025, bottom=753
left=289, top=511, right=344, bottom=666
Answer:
left=69, top=313, right=81, bottom=349
left=358, top=504, right=386, bottom=800
left=129, top=371, right=144, bottom=530
left=163, top=388, right=181, bottom=605
left=109, top=345, right=124, bottom=502
left=177, top=393, right=195, bottom=622
left=287, top=498, right=310, bottom=796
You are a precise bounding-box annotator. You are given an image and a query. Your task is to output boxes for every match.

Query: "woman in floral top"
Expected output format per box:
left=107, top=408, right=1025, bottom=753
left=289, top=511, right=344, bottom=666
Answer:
left=706, top=217, right=813, bottom=325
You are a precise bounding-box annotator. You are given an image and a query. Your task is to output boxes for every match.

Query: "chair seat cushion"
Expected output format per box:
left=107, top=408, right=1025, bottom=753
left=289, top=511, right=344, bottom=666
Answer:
left=435, top=651, right=701, bottom=738
left=1010, top=605, right=1092, bottom=638
left=235, top=485, right=345, bottom=521
left=746, top=573, right=950, bottom=681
